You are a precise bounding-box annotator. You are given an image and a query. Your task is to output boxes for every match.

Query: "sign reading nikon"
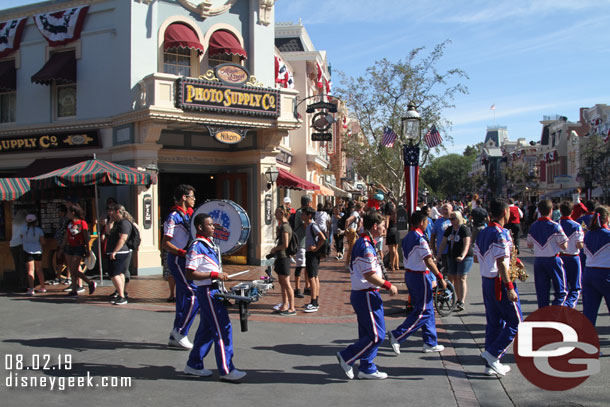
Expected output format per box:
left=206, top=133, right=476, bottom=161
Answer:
left=176, top=77, right=280, bottom=118
left=0, top=130, right=100, bottom=154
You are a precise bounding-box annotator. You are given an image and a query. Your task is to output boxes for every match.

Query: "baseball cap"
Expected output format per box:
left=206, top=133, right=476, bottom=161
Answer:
left=283, top=196, right=292, bottom=204
left=26, top=214, right=37, bottom=222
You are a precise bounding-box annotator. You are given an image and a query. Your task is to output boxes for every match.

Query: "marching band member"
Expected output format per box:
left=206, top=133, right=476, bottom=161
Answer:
left=388, top=210, right=446, bottom=356
left=184, top=213, right=246, bottom=382
left=526, top=199, right=569, bottom=308
left=558, top=202, right=584, bottom=308
left=163, top=184, right=198, bottom=349
left=337, top=212, right=398, bottom=380
left=582, top=206, right=610, bottom=327
left=474, top=198, right=522, bottom=376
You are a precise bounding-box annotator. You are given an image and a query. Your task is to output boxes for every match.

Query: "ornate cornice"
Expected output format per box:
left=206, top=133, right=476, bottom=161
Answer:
left=176, top=0, right=237, bottom=19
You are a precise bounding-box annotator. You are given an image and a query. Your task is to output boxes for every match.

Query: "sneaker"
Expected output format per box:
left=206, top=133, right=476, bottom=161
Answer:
left=303, top=303, right=319, bottom=313
left=113, top=296, right=128, bottom=305
left=294, top=289, right=304, bottom=299
left=63, top=286, right=74, bottom=292
left=388, top=331, right=400, bottom=355
left=184, top=365, right=213, bottom=377
left=49, top=279, right=60, bottom=285
left=88, top=281, right=97, bottom=295
left=76, top=286, right=85, bottom=293
left=423, top=343, right=445, bottom=353
left=26, top=288, right=35, bottom=296
left=66, top=291, right=78, bottom=298
left=35, top=288, right=47, bottom=293
left=303, top=287, right=311, bottom=295
left=481, top=351, right=505, bottom=376
left=220, top=369, right=247, bottom=382
left=279, top=310, right=296, bottom=316
left=456, top=301, right=465, bottom=311
left=484, top=363, right=511, bottom=376
left=110, top=291, right=119, bottom=299
left=61, top=278, right=72, bottom=285
left=272, top=303, right=284, bottom=311
left=168, top=329, right=193, bottom=349
left=336, top=352, right=354, bottom=379
left=358, top=370, right=388, bottom=380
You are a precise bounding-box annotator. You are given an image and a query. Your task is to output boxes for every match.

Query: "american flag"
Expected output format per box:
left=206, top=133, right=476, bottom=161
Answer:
left=381, top=126, right=397, bottom=147
left=403, top=146, right=420, bottom=216
left=424, top=124, right=442, bottom=148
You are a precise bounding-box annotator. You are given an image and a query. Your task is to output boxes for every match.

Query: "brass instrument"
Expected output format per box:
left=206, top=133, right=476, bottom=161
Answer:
left=509, top=231, right=528, bottom=282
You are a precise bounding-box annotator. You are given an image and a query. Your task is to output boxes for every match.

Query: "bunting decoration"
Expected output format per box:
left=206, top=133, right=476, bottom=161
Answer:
left=274, top=56, right=294, bottom=89
left=324, top=77, right=331, bottom=94
left=403, top=146, right=420, bottom=216
left=0, top=18, right=26, bottom=58
left=316, top=62, right=323, bottom=89
left=33, top=6, right=89, bottom=47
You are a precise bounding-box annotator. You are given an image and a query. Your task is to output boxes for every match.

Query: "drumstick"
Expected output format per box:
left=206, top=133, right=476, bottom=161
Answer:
left=227, top=269, right=251, bottom=279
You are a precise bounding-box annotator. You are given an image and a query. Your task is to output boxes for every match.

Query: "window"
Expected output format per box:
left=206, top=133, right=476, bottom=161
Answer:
left=0, top=91, right=16, bottom=123
left=164, top=47, right=192, bottom=76
left=208, top=53, right=240, bottom=68
left=55, top=82, right=76, bottom=118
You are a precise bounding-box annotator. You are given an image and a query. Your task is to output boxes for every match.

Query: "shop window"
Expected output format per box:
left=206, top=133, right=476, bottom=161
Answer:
left=164, top=47, right=192, bottom=77
left=55, top=82, right=76, bottom=118
left=0, top=91, right=16, bottom=123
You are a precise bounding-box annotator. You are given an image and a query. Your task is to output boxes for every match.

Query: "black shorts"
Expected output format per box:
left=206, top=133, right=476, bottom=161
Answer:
left=65, top=245, right=87, bottom=257
left=107, top=252, right=130, bottom=277
left=24, top=252, right=42, bottom=262
left=305, top=251, right=320, bottom=278
left=274, top=256, right=291, bottom=276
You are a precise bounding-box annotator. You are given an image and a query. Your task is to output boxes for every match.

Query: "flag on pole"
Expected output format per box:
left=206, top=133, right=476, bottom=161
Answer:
left=403, top=146, right=420, bottom=216
left=424, top=124, right=442, bottom=148
left=490, top=104, right=495, bottom=110
left=381, top=126, right=397, bottom=147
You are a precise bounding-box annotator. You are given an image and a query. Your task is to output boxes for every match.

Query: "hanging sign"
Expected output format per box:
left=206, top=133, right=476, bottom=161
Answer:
left=206, top=126, right=248, bottom=144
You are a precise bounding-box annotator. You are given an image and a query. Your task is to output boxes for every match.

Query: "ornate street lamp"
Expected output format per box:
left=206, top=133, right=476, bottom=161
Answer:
left=401, top=103, right=421, bottom=216
left=265, top=166, right=279, bottom=190
left=401, top=104, right=420, bottom=146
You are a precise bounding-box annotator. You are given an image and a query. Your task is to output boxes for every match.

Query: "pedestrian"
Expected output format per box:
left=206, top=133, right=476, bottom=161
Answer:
left=506, top=198, right=523, bottom=254
left=388, top=210, right=447, bottom=355
left=437, top=211, right=474, bottom=311
left=58, top=205, right=97, bottom=297
left=581, top=205, right=610, bottom=327
left=52, top=204, right=71, bottom=285
left=551, top=202, right=561, bottom=222
left=269, top=207, right=295, bottom=316
left=10, top=209, right=27, bottom=291
left=336, top=211, right=398, bottom=380
left=105, top=204, right=134, bottom=305
left=331, top=205, right=344, bottom=260
left=283, top=196, right=296, bottom=215
left=163, top=184, right=198, bottom=349
left=474, top=198, right=523, bottom=376
left=385, top=202, right=400, bottom=271
left=344, top=202, right=363, bottom=267
left=431, top=203, right=453, bottom=273
left=303, top=207, right=325, bottom=313
left=183, top=213, right=246, bottom=382
left=292, top=195, right=312, bottom=299
left=527, top=199, right=569, bottom=308
left=470, top=199, right=489, bottom=244
left=21, top=213, right=47, bottom=295
left=558, top=202, right=584, bottom=309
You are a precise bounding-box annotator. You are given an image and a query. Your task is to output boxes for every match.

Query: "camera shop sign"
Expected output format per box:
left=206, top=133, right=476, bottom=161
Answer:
left=308, top=101, right=337, bottom=142
left=176, top=78, right=280, bottom=118
left=0, top=130, right=100, bottom=154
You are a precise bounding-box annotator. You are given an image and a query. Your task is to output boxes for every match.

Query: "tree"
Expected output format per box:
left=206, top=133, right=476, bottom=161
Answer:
left=335, top=41, right=468, bottom=201
left=578, top=134, right=610, bottom=201
left=463, top=143, right=482, bottom=158
left=420, top=154, right=476, bottom=199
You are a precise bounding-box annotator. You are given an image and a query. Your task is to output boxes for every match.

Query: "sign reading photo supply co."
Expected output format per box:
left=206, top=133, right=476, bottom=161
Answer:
left=0, top=130, right=100, bottom=154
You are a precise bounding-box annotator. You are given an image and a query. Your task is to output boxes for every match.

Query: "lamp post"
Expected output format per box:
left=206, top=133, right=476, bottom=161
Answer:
left=265, top=166, right=279, bottom=190
left=401, top=103, right=421, bottom=216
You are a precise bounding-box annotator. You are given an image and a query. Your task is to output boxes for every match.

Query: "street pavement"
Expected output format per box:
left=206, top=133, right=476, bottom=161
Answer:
left=0, top=248, right=608, bottom=407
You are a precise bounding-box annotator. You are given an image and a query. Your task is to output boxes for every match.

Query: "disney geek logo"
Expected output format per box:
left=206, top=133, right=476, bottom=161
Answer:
left=514, top=306, right=600, bottom=391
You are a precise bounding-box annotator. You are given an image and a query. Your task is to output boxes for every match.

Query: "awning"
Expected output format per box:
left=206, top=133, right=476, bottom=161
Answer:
left=318, top=184, right=334, bottom=196
left=164, top=23, right=204, bottom=55
left=31, top=50, right=76, bottom=85
left=208, top=30, right=247, bottom=59
left=0, top=60, right=16, bottom=92
left=0, top=177, right=30, bottom=201
left=328, top=183, right=351, bottom=198
left=16, top=156, right=93, bottom=178
left=277, top=168, right=319, bottom=191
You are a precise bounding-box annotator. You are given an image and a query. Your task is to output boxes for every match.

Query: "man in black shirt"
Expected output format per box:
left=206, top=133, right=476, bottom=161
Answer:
left=470, top=199, right=489, bottom=244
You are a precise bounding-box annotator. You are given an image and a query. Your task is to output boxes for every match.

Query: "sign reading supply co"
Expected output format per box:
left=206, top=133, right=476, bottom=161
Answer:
left=176, top=78, right=280, bottom=118
left=0, top=130, right=100, bottom=154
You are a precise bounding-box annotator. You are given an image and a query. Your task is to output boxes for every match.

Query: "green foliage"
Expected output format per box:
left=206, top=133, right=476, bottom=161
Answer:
left=579, top=134, right=610, bottom=200
left=420, top=154, right=476, bottom=199
left=463, top=143, right=482, bottom=158
left=335, top=41, right=468, bottom=201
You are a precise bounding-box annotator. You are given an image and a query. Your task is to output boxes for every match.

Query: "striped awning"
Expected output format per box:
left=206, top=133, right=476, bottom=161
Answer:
left=30, top=159, right=156, bottom=189
left=0, top=177, right=30, bottom=201
left=318, top=184, right=334, bottom=196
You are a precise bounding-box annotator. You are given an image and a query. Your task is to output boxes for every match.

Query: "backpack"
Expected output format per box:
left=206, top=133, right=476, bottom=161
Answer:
left=285, top=225, right=300, bottom=256
left=126, top=221, right=141, bottom=251
left=309, top=224, right=330, bottom=258
left=337, top=212, right=349, bottom=231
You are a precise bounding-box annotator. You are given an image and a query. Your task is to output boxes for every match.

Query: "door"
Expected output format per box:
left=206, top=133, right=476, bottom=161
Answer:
left=216, top=173, right=248, bottom=264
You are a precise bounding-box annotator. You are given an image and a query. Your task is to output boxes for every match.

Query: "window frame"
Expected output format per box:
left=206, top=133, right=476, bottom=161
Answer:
left=53, top=81, right=77, bottom=120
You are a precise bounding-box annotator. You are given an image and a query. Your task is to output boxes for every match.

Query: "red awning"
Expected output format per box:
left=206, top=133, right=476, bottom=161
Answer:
left=208, top=30, right=247, bottom=59
left=31, top=50, right=76, bottom=85
left=0, top=59, right=16, bottom=91
left=277, top=168, right=320, bottom=191
left=164, top=23, right=204, bottom=55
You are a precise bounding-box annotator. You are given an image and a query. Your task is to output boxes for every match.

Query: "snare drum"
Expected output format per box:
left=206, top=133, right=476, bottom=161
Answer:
left=191, top=200, right=251, bottom=255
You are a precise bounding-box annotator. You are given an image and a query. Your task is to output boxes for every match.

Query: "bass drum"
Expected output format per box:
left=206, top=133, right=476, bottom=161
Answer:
left=191, top=200, right=251, bottom=255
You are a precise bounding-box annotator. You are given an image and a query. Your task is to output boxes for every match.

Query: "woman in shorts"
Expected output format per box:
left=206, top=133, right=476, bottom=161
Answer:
left=270, top=207, right=295, bottom=316
left=105, top=204, right=134, bottom=305
left=21, top=213, right=47, bottom=295
left=59, top=205, right=96, bottom=297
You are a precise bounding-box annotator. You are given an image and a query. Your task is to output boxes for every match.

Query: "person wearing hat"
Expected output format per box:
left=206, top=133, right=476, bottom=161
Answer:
left=20, top=213, right=47, bottom=295
left=283, top=196, right=296, bottom=215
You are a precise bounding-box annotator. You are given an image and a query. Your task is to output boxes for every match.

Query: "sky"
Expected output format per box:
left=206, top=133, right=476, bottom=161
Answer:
left=3, top=0, right=609, bottom=155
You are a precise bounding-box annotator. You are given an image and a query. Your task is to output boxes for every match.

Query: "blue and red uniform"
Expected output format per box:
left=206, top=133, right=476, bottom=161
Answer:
left=527, top=217, right=569, bottom=308
left=164, top=207, right=198, bottom=337
left=185, top=236, right=236, bottom=375
left=559, top=216, right=584, bottom=308
left=582, top=223, right=610, bottom=327
left=474, top=222, right=522, bottom=360
left=391, top=228, right=440, bottom=348
left=577, top=211, right=596, bottom=270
